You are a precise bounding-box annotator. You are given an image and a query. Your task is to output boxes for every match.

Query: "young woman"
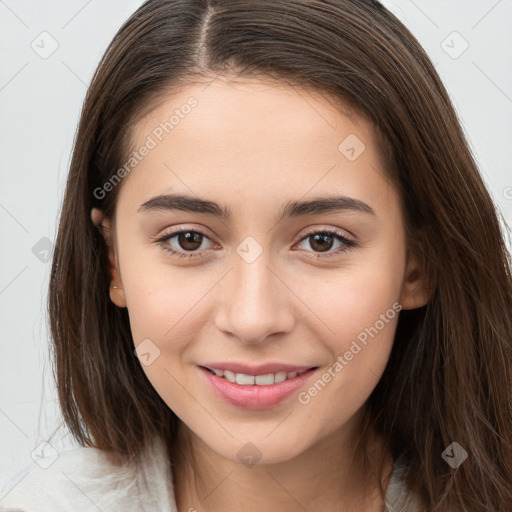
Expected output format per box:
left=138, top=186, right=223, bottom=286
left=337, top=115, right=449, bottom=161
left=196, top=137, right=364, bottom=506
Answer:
left=1, top=0, right=511, bottom=511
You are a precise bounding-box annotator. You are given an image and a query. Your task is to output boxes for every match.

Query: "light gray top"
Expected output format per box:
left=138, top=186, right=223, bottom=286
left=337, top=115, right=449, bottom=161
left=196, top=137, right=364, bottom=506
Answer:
left=0, top=436, right=420, bottom=511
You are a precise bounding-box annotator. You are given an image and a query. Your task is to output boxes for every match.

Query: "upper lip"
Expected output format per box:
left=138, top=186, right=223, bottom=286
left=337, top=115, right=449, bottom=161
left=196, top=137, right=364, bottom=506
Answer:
left=200, top=362, right=318, bottom=375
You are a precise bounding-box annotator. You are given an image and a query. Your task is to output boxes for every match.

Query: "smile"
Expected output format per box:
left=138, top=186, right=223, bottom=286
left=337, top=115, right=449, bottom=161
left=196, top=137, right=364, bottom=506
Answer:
left=198, top=365, right=318, bottom=409
left=203, top=367, right=310, bottom=386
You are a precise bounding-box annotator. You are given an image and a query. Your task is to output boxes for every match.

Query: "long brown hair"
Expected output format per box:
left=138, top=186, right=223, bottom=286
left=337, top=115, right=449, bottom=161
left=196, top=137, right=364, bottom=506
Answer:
left=48, top=0, right=512, bottom=510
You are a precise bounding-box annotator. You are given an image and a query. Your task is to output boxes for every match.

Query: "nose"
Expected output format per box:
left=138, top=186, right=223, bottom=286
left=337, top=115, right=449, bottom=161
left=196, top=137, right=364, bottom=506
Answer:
left=214, top=250, right=295, bottom=345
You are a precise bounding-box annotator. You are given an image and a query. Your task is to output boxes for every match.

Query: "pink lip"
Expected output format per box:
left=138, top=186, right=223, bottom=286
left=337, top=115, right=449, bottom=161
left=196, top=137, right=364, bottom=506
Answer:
left=198, top=365, right=318, bottom=409
left=200, top=362, right=314, bottom=375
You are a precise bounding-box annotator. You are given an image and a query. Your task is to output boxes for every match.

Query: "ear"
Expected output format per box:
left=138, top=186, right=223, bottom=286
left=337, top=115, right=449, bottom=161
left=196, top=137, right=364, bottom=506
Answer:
left=91, top=208, right=127, bottom=308
left=399, top=249, right=431, bottom=310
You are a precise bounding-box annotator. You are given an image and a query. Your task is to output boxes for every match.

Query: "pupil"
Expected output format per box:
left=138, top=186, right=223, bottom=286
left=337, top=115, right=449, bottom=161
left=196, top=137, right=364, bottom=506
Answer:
left=311, top=233, right=333, bottom=252
left=179, top=231, right=202, bottom=251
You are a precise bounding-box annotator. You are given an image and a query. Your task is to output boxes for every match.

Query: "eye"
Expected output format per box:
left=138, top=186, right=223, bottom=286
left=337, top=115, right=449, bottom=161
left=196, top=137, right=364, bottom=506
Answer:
left=152, top=226, right=357, bottom=261
left=294, top=228, right=357, bottom=259
left=153, top=228, right=215, bottom=260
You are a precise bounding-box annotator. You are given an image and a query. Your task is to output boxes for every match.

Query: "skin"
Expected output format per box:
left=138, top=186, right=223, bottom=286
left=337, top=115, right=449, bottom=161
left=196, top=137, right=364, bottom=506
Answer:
left=92, top=76, right=429, bottom=512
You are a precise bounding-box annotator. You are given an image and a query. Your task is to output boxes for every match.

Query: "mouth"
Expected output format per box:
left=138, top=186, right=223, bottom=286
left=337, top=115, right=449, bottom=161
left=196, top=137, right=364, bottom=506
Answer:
left=198, top=364, right=319, bottom=409
left=200, top=366, right=315, bottom=385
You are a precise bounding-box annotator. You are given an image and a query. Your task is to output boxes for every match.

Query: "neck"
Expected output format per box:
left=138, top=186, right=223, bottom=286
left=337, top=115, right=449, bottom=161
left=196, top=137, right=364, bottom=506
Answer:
left=171, top=412, right=394, bottom=512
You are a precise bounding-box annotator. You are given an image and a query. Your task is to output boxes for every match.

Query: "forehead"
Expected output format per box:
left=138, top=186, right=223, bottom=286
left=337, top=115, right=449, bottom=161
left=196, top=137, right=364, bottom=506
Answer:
left=117, top=76, right=396, bottom=219
left=129, top=75, right=374, bottom=154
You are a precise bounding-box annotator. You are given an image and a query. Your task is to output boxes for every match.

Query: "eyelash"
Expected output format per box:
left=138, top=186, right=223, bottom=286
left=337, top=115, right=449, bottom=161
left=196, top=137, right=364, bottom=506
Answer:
left=153, top=227, right=357, bottom=261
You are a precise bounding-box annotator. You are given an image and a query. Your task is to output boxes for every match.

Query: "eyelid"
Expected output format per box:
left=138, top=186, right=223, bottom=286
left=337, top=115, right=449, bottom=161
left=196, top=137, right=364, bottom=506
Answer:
left=153, top=224, right=354, bottom=243
left=298, top=225, right=354, bottom=242
left=151, top=225, right=215, bottom=243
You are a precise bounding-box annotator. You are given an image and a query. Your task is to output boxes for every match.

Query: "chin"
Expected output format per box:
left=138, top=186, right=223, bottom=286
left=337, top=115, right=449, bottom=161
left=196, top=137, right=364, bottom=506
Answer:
left=202, top=432, right=311, bottom=467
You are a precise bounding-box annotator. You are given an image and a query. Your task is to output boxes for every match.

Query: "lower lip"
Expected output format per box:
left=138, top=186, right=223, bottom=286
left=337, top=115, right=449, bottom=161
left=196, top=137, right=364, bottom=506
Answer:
left=199, top=366, right=318, bottom=409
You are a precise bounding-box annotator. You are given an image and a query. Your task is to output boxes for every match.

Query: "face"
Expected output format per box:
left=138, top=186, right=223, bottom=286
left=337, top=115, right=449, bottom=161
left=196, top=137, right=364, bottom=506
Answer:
left=95, top=76, right=428, bottom=465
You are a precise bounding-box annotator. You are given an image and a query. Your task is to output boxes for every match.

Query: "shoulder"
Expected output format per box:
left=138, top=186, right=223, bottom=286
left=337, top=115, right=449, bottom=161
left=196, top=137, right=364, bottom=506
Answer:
left=0, top=437, right=174, bottom=512
left=384, top=456, right=423, bottom=512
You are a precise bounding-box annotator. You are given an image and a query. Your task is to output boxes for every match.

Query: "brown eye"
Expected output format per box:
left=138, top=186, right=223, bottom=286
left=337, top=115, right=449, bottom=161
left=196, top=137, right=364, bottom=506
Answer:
left=308, top=233, right=335, bottom=252
left=175, top=231, right=204, bottom=251
left=296, top=229, right=356, bottom=258
left=155, top=229, right=214, bottom=260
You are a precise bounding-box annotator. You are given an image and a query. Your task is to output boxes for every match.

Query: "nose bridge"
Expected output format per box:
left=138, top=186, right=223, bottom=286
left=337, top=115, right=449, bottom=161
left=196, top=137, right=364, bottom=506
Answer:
left=215, top=244, right=294, bottom=344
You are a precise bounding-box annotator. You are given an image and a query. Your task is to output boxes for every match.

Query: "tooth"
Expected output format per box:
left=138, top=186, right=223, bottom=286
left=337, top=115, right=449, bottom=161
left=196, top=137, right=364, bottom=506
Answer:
left=224, top=370, right=236, bottom=383
left=255, top=373, right=275, bottom=385
left=274, top=372, right=287, bottom=383
left=236, top=373, right=255, bottom=385
left=209, top=368, right=309, bottom=384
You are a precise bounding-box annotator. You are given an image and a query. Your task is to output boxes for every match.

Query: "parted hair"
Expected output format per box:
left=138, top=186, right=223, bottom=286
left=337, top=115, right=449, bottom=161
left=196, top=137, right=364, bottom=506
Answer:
left=48, top=1, right=512, bottom=510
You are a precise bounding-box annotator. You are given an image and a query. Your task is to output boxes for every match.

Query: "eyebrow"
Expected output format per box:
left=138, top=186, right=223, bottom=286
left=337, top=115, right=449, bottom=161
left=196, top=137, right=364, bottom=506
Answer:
left=138, top=193, right=376, bottom=220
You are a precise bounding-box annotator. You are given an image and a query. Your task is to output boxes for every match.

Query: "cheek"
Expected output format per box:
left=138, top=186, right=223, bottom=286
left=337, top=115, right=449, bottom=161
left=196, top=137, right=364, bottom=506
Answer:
left=301, top=247, right=404, bottom=348
left=296, top=244, right=405, bottom=405
left=119, top=253, right=223, bottom=380
left=120, top=268, right=208, bottom=415
left=123, top=274, right=206, bottom=348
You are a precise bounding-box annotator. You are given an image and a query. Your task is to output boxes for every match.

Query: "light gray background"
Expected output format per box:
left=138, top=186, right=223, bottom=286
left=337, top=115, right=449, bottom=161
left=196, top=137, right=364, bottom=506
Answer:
left=1, top=0, right=511, bottom=484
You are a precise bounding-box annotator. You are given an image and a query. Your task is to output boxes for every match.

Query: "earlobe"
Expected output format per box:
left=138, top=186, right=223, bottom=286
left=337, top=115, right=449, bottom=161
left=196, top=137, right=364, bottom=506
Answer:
left=107, top=245, right=127, bottom=308
left=399, top=250, right=431, bottom=310
left=109, top=280, right=127, bottom=308
left=91, top=208, right=127, bottom=308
